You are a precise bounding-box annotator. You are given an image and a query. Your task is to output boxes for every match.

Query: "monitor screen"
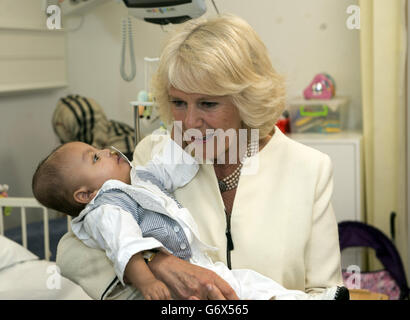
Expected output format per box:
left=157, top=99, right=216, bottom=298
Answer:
left=123, top=0, right=191, bottom=8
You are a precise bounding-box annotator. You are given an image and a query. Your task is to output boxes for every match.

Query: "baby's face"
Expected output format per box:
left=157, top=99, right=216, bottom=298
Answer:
left=62, top=142, right=131, bottom=191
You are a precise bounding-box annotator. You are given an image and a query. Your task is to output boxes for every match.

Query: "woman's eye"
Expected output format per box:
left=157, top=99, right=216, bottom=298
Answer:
left=200, top=101, right=218, bottom=108
left=170, top=100, right=186, bottom=108
left=93, top=154, right=100, bottom=163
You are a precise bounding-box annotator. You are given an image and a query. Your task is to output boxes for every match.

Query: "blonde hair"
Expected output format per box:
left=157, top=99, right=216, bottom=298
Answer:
left=152, top=14, right=286, bottom=138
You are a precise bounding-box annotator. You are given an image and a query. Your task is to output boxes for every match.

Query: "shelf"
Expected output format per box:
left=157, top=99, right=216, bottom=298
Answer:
left=0, top=82, right=67, bottom=95
left=0, top=26, right=66, bottom=94
left=130, top=101, right=154, bottom=107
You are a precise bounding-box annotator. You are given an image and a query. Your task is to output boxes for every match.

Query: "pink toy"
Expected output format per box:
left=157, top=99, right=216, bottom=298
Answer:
left=303, top=73, right=336, bottom=100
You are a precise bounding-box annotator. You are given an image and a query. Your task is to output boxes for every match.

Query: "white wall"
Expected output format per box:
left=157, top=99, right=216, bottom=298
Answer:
left=0, top=90, right=65, bottom=195
left=0, top=89, right=69, bottom=230
left=64, top=0, right=166, bottom=125
left=0, top=0, right=69, bottom=229
left=0, top=0, right=361, bottom=229
left=66, top=0, right=361, bottom=129
left=219, top=0, right=362, bottom=130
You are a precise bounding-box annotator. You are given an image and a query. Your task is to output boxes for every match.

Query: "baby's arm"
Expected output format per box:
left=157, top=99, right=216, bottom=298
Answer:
left=78, top=205, right=170, bottom=295
left=132, top=135, right=199, bottom=192
left=124, top=252, right=171, bottom=300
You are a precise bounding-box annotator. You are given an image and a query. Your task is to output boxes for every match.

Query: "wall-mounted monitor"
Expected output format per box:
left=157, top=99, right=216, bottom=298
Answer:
left=123, top=0, right=207, bottom=25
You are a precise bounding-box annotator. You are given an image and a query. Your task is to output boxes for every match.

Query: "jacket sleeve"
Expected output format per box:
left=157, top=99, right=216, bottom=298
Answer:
left=132, top=135, right=199, bottom=192
left=82, top=204, right=165, bottom=286
left=304, top=154, right=344, bottom=293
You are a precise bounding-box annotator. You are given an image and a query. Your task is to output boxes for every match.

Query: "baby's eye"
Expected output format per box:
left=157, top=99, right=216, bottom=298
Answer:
left=93, top=154, right=100, bottom=163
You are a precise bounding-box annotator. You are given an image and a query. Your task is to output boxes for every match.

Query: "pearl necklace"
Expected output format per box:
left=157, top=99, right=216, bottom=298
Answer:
left=218, top=140, right=258, bottom=193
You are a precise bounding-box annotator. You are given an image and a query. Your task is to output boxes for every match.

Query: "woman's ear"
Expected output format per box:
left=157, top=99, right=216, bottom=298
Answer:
left=73, top=187, right=98, bottom=205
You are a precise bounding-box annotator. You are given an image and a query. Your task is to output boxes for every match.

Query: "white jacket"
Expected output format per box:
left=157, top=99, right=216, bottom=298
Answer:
left=56, top=127, right=343, bottom=299
left=133, top=127, right=343, bottom=293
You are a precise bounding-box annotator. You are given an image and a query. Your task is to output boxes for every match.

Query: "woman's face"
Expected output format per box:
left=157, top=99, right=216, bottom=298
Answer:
left=169, top=87, right=243, bottom=163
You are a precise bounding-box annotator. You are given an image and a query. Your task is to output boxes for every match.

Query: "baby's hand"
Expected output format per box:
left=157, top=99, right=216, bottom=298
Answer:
left=140, top=279, right=172, bottom=300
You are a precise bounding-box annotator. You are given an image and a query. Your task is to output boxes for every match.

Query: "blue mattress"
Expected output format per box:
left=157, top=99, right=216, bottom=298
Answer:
left=4, top=217, right=68, bottom=261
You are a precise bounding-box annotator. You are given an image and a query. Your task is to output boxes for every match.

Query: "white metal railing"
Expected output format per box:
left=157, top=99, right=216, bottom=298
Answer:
left=0, top=197, right=69, bottom=261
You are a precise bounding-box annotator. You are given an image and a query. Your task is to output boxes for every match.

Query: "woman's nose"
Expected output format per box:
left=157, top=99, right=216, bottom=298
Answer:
left=184, top=106, right=203, bottom=129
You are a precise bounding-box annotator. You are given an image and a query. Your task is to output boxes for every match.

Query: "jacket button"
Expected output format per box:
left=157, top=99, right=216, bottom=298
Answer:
left=180, top=242, right=187, bottom=250
left=173, top=226, right=180, bottom=233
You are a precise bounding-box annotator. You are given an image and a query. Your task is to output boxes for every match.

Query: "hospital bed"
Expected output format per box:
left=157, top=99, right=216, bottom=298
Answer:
left=0, top=197, right=91, bottom=300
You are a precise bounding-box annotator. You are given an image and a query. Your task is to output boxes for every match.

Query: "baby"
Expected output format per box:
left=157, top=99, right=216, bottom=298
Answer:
left=32, top=136, right=348, bottom=300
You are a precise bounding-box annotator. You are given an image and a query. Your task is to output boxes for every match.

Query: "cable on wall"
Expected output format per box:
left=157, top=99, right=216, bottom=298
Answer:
left=120, top=16, right=136, bottom=82
left=211, top=0, right=220, bottom=15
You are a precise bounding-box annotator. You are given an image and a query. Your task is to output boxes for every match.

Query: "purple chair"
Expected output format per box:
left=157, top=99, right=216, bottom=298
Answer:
left=338, top=221, right=409, bottom=300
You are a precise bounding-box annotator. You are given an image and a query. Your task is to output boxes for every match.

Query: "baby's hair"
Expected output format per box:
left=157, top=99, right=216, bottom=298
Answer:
left=32, top=143, right=85, bottom=217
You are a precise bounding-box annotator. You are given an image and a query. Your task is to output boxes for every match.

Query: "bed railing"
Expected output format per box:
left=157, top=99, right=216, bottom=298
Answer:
left=0, top=197, right=71, bottom=261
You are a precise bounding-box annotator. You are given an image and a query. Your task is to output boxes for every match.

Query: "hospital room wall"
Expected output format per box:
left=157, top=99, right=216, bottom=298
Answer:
left=64, top=0, right=167, bottom=126
left=0, top=0, right=70, bottom=229
left=0, top=91, right=69, bottom=229
left=66, top=0, right=362, bottom=129
left=0, top=0, right=361, bottom=230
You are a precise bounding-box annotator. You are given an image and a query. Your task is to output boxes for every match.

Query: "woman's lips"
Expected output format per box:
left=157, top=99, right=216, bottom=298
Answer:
left=191, top=133, right=215, bottom=144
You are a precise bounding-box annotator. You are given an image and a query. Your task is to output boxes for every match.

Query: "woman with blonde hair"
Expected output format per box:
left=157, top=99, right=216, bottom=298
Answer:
left=56, top=14, right=344, bottom=300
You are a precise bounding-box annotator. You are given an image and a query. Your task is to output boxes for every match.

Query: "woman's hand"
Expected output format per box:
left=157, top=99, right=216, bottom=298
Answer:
left=148, top=252, right=239, bottom=300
